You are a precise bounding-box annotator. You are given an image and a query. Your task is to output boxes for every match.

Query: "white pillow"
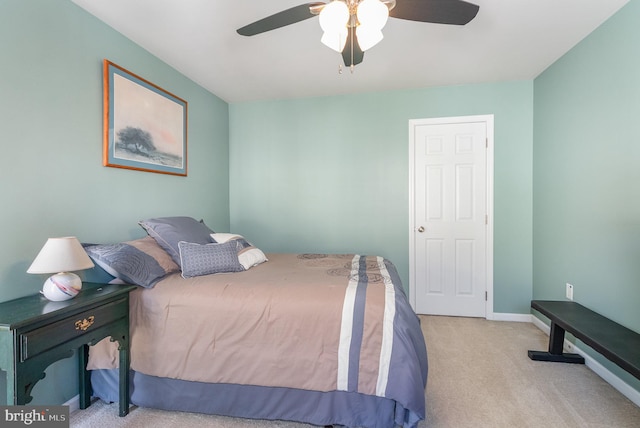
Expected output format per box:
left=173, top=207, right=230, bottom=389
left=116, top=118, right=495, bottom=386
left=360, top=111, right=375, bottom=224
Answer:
left=210, top=233, right=268, bottom=270
left=210, top=233, right=242, bottom=243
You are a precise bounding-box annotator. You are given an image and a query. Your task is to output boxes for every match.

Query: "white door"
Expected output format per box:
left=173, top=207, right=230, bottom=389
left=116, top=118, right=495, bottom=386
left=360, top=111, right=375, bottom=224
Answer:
left=409, top=116, right=493, bottom=317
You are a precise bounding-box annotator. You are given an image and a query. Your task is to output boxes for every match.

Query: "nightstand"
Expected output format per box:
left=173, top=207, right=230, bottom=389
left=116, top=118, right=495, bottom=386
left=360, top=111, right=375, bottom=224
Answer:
left=0, top=282, right=136, bottom=417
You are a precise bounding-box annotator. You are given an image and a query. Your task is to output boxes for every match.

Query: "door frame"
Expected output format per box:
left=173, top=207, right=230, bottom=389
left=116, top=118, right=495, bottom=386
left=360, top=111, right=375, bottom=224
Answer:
left=408, top=114, right=494, bottom=318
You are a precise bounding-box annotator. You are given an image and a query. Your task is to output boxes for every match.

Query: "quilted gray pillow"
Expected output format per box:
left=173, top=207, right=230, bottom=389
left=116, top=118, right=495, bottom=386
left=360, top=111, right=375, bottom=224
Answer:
left=178, top=240, right=244, bottom=278
left=139, top=216, right=215, bottom=266
left=84, top=236, right=179, bottom=288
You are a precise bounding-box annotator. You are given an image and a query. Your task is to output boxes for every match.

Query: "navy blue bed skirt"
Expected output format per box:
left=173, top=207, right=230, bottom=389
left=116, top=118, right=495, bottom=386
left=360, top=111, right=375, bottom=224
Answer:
left=90, top=369, right=422, bottom=428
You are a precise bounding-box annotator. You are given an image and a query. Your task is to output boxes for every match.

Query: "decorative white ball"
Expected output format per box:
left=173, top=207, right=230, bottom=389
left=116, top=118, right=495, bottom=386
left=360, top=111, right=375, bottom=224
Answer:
left=42, top=272, right=82, bottom=301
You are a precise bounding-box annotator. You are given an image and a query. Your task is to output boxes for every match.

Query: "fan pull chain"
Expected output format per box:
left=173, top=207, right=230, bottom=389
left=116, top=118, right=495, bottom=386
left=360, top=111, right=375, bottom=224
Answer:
left=349, top=24, right=355, bottom=74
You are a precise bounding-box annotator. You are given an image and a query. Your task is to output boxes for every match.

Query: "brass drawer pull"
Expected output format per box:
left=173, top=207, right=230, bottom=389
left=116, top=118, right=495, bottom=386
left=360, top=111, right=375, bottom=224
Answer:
left=75, top=316, right=95, bottom=331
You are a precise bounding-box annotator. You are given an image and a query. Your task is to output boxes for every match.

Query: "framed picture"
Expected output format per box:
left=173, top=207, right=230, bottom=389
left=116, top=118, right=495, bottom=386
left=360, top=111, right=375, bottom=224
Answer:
left=103, top=59, right=188, bottom=176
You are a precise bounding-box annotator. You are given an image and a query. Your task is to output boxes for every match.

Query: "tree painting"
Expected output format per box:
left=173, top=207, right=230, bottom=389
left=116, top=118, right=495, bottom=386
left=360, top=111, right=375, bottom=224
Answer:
left=106, top=63, right=187, bottom=175
left=114, top=124, right=183, bottom=168
left=116, top=126, right=155, bottom=156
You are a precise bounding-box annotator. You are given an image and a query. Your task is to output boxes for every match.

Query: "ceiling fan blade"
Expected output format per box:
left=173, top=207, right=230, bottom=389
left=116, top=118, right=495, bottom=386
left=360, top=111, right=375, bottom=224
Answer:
left=390, top=0, right=479, bottom=25
left=342, top=28, right=364, bottom=68
left=237, top=2, right=326, bottom=36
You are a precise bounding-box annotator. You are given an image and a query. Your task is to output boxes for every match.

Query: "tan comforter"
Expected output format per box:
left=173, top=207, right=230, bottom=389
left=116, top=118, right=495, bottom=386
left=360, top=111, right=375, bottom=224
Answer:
left=88, top=253, right=396, bottom=395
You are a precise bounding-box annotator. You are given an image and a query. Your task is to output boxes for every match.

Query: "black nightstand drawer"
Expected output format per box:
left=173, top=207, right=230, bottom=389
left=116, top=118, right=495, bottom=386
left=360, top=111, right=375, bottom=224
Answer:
left=19, top=297, right=128, bottom=362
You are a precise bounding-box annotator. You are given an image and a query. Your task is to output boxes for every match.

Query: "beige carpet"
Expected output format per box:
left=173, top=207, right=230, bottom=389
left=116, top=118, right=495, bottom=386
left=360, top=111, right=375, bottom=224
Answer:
left=70, top=315, right=640, bottom=427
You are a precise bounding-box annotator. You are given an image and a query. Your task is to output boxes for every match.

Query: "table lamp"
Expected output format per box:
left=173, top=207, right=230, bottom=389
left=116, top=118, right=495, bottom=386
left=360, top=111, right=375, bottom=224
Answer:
left=27, top=236, right=95, bottom=301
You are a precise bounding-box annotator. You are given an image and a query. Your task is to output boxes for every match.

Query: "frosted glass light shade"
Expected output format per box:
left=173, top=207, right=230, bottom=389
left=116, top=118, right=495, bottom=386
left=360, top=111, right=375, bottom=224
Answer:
left=357, top=0, right=389, bottom=31
left=27, top=236, right=94, bottom=274
left=321, top=28, right=348, bottom=52
left=319, top=1, right=350, bottom=33
left=356, top=26, right=384, bottom=51
left=319, top=1, right=350, bottom=52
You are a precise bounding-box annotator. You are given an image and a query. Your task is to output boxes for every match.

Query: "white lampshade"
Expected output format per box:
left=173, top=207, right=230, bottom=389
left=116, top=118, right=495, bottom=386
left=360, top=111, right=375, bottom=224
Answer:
left=27, top=237, right=94, bottom=301
left=27, top=237, right=94, bottom=274
left=319, top=1, right=350, bottom=52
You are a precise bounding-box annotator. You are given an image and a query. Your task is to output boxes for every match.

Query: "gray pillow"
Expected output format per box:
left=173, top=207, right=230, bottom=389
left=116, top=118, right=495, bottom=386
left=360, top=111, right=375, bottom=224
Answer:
left=84, top=237, right=179, bottom=288
left=178, top=240, right=244, bottom=278
left=139, top=216, right=215, bottom=266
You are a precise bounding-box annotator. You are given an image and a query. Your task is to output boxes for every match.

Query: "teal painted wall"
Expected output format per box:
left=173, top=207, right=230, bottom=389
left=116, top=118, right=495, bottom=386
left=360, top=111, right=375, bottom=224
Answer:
left=533, top=0, right=640, bottom=391
left=0, top=0, right=229, bottom=404
left=4, top=0, right=637, bottom=410
left=229, top=81, right=534, bottom=314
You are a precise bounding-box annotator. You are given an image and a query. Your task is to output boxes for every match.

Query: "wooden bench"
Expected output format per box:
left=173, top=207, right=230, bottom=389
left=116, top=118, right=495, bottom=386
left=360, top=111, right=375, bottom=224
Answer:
left=528, top=300, right=640, bottom=380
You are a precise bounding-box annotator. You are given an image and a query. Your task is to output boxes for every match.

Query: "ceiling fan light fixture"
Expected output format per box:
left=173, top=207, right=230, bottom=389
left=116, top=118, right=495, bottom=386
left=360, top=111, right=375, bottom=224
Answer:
left=319, top=1, right=350, bottom=33
left=356, top=26, right=383, bottom=51
left=321, top=28, right=348, bottom=52
left=356, top=0, right=389, bottom=31
left=319, top=1, right=350, bottom=52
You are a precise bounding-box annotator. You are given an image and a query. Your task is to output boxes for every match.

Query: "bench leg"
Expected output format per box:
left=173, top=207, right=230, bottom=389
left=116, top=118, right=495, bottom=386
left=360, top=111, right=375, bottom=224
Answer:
left=528, top=322, right=585, bottom=364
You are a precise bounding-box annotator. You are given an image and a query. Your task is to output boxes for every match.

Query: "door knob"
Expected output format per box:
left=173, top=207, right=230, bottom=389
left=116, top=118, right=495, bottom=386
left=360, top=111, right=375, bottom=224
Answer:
left=417, top=226, right=425, bottom=233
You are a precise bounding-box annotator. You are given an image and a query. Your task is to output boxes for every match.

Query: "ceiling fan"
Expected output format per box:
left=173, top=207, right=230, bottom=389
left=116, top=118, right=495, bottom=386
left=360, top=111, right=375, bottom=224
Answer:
left=237, top=0, right=480, bottom=71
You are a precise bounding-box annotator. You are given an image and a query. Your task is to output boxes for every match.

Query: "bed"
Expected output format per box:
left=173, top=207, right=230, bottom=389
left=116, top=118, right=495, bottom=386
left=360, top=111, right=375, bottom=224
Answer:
left=82, top=217, right=428, bottom=428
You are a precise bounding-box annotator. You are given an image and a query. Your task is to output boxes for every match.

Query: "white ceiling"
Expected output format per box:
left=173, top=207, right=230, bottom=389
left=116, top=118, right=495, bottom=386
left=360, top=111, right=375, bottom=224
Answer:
left=71, top=0, right=629, bottom=103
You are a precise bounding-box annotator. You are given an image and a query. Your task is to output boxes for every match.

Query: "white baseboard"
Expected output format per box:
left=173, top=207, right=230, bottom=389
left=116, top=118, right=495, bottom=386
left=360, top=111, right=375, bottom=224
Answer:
left=488, top=312, right=533, bottom=322
left=530, top=313, right=551, bottom=334
left=64, top=394, right=80, bottom=413
left=530, top=315, right=640, bottom=407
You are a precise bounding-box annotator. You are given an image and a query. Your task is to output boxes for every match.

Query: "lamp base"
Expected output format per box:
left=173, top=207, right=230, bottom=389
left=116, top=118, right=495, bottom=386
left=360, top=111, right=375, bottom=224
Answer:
left=41, top=272, right=82, bottom=301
